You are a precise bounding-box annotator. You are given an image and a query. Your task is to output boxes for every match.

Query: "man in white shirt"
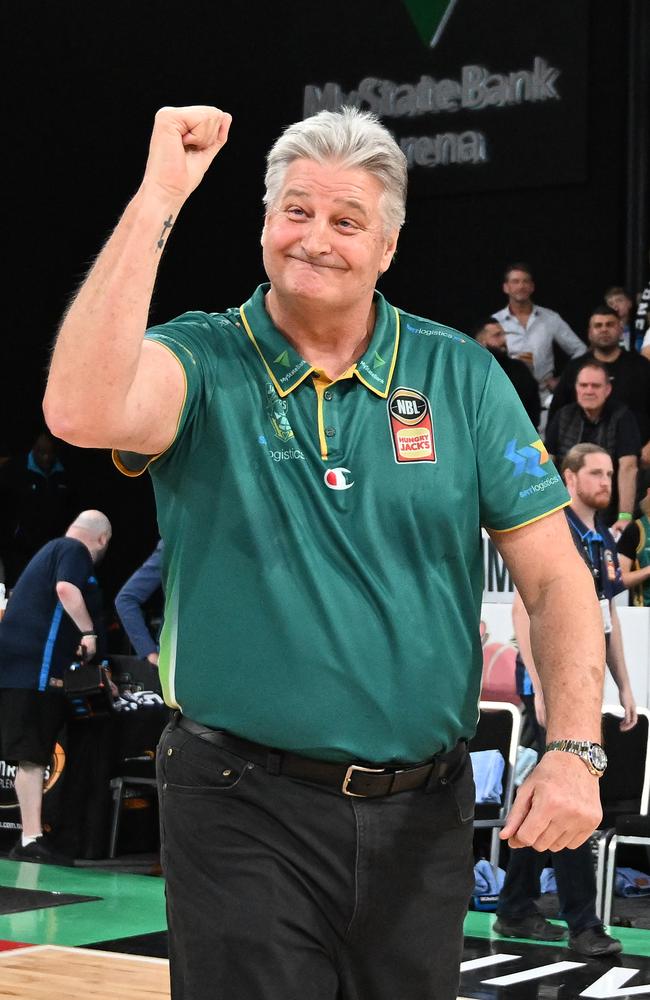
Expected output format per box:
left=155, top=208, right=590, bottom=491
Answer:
left=493, top=263, right=587, bottom=402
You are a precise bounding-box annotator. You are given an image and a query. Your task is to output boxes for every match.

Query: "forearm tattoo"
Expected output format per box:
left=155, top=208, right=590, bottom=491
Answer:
left=156, top=215, right=174, bottom=251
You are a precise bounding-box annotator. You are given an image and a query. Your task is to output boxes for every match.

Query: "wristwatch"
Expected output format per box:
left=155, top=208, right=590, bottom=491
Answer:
left=545, top=739, right=608, bottom=777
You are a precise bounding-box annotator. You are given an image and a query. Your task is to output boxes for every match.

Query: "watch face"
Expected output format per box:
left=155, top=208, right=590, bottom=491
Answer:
left=589, top=743, right=608, bottom=771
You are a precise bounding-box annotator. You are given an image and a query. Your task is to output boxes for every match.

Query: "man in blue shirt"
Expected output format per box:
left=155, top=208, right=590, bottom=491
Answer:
left=0, top=510, right=111, bottom=863
left=495, top=444, right=637, bottom=956
left=115, top=540, right=163, bottom=664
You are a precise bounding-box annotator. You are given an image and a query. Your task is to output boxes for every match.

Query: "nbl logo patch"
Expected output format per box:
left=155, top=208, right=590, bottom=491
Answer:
left=387, top=387, right=436, bottom=464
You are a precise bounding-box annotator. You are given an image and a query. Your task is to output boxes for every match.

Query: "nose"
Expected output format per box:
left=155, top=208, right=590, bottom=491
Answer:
left=301, top=218, right=331, bottom=257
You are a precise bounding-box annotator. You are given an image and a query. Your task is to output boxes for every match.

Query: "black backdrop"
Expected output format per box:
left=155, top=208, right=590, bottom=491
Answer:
left=2, top=0, right=644, bottom=602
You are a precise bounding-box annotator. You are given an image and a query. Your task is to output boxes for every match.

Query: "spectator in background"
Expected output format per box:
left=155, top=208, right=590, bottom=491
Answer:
left=0, top=510, right=111, bottom=864
left=545, top=360, right=640, bottom=535
left=617, top=487, right=650, bottom=606
left=638, top=277, right=650, bottom=360
left=0, top=431, right=75, bottom=587
left=604, top=287, right=637, bottom=352
left=494, top=444, right=636, bottom=958
left=473, top=318, right=540, bottom=428
left=548, top=306, right=650, bottom=471
left=492, top=263, right=586, bottom=408
left=115, top=540, right=163, bottom=664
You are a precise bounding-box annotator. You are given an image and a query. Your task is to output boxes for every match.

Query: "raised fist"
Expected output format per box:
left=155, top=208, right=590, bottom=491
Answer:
left=142, top=105, right=232, bottom=202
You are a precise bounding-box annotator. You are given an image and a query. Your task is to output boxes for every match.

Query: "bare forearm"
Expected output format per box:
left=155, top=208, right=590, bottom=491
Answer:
left=606, top=608, right=632, bottom=694
left=621, top=565, right=650, bottom=588
left=56, top=583, right=93, bottom=633
left=512, top=594, right=543, bottom=697
left=44, top=186, right=183, bottom=444
left=617, top=464, right=637, bottom=515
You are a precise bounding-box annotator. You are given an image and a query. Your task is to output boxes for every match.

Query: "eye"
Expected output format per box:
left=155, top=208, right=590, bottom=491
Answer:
left=286, top=206, right=306, bottom=218
left=337, top=218, right=359, bottom=231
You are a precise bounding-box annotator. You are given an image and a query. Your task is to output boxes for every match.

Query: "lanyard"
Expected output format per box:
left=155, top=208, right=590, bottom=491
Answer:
left=568, top=518, right=606, bottom=600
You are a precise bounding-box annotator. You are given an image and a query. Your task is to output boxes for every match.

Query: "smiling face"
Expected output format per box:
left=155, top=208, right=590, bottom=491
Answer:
left=503, top=269, right=535, bottom=306
left=261, top=159, right=399, bottom=313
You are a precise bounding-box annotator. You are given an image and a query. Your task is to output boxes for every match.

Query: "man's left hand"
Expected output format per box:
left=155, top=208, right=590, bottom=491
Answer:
left=499, top=751, right=602, bottom=852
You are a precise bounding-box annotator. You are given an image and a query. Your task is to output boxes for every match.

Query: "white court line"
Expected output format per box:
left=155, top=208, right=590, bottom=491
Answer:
left=0, top=944, right=168, bottom=964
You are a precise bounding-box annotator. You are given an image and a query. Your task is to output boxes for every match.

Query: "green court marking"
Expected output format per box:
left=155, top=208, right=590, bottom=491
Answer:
left=464, top=910, right=650, bottom=959
left=0, top=859, right=166, bottom=946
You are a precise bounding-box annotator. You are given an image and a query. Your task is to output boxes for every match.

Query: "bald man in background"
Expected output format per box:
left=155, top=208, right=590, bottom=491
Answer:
left=0, top=510, right=111, bottom=864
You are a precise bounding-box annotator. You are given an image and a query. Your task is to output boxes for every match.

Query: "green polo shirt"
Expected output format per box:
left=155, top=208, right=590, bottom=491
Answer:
left=115, top=284, right=569, bottom=763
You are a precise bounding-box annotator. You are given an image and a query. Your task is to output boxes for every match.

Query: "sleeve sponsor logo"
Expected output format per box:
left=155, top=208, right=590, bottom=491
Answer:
left=388, top=387, right=436, bottom=464
left=518, top=475, right=561, bottom=499
left=504, top=438, right=548, bottom=478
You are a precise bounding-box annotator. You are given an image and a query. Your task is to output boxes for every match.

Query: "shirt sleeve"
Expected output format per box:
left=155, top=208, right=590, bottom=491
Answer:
left=553, top=316, right=587, bottom=359
left=55, top=541, right=93, bottom=589
left=616, top=522, right=641, bottom=561
left=115, top=543, right=163, bottom=657
left=477, top=356, right=570, bottom=532
left=615, top=409, right=642, bottom=457
left=543, top=414, right=559, bottom=458
left=113, top=312, right=218, bottom=476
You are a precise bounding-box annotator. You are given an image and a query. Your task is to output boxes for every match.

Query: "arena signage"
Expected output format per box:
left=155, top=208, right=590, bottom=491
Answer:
left=305, top=58, right=560, bottom=169
left=301, top=0, right=588, bottom=193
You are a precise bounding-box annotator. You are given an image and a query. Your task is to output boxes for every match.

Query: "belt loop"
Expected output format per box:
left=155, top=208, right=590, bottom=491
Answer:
left=266, top=751, right=282, bottom=776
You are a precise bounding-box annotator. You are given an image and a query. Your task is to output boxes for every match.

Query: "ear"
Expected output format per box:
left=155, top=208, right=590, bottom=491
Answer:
left=604, top=382, right=612, bottom=398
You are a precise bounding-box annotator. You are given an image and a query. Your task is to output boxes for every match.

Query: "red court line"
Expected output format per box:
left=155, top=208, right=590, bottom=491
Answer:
left=0, top=940, right=33, bottom=951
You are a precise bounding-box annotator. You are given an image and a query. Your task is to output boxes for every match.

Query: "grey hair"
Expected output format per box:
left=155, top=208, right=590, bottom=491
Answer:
left=263, top=107, right=408, bottom=234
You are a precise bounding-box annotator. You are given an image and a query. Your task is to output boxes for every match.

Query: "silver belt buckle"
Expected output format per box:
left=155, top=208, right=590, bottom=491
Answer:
left=342, top=764, right=386, bottom=797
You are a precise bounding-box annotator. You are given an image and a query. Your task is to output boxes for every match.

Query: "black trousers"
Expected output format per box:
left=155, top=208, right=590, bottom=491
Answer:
left=157, top=717, right=476, bottom=1000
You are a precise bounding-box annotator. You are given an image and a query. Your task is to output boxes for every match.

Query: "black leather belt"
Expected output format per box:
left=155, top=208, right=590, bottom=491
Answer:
left=175, top=714, right=467, bottom=798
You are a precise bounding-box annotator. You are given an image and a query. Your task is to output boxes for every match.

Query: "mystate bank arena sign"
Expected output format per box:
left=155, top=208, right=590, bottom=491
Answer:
left=302, top=0, right=588, bottom=194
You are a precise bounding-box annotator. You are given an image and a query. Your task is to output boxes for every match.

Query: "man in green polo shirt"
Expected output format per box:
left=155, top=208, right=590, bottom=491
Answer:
left=46, top=106, right=606, bottom=1000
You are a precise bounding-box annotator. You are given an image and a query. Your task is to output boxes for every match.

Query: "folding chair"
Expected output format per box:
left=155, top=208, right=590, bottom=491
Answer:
left=469, top=700, right=521, bottom=870
left=596, top=706, right=650, bottom=923
left=107, top=655, right=168, bottom=858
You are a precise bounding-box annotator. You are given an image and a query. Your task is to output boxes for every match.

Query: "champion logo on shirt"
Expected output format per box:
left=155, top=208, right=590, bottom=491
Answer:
left=324, top=468, right=354, bottom=491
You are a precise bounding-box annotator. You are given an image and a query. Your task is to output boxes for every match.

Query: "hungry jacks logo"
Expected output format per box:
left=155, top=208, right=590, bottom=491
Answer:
left=388, top=387, right=436, bottom=464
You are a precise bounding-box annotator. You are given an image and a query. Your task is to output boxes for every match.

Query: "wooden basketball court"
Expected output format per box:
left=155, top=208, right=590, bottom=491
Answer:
left=0, top=944, right=170, bottom=1000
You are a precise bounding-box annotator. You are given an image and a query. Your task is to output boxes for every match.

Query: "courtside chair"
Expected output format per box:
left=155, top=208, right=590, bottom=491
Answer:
left=107, top=655, right=167, bottom=858
left=596, top=706, right=650, bottom=924
left=469, top=701, right=522, bottom=871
